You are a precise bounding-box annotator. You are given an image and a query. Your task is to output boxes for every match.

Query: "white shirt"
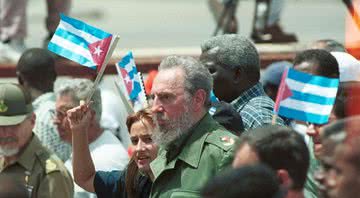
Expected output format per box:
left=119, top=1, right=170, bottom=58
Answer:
left=65, top=130, right=129, bottom=198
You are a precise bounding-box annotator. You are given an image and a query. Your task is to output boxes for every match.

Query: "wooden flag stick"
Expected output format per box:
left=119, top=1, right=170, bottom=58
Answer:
left=86, top=35, right=120, bottom=103
left=271, top=114, right=278, bottom=125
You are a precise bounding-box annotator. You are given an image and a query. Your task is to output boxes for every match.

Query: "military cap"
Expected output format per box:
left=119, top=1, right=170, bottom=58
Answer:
left=0, top=83, right=33, bottom=126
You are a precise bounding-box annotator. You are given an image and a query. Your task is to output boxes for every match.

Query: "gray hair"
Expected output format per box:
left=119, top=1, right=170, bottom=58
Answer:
left=201, top=34, right=260, bottom=81
left=158, top=55, right=213, bottom=106
left=54, top=78, right=102, bottom=122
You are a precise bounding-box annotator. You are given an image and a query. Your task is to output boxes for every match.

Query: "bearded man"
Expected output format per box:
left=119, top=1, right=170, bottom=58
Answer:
left=149, top=55, right=237, bottom=198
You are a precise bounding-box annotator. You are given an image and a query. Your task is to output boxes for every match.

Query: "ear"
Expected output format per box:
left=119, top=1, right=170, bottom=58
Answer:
left=29, top=113, right=36, bottom=128
left=17, top=74, right=24, bottom=86
left=233, top=68, right=242, bottom=84
left=192, top=89, right=207, bottom=112
left=277, top=169, right=293, bottom=189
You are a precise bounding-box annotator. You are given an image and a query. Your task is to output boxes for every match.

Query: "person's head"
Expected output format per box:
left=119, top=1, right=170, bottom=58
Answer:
left=330, top=52, right=360, bottom=83
left=233, top=126, right=309, bottom=191
left=16, top=48, right=57, bottom=96
left=261, top=61, right=293, bottom=101
left=331, top=137, right=360, bottom=198
left=0, top=174, right=29, bottom=198
left=306, top=84, right=347, bottom=158
left=201, top=163, right=285, bottom=198
left=310, top=39, right=347, bottom=53
left=313, top=118, right=348, bottom=198
left=200, top=34, right=260, bottom=102
left=126, top=108, right=158, bottom=173
left=151, top=55, right=212, bottom=146
left=0, top=83, right=35, bottom=157
left=54, top=78, right=102, bottom=143
left=293, top=49, right=339, bottom=78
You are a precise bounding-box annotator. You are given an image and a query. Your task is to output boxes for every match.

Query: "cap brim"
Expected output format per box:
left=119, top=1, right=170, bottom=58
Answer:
left=0, top=115, right=27, bottom=126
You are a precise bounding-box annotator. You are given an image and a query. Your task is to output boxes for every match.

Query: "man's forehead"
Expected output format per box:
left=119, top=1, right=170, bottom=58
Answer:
left=56, top=95, right=76, bottom=109
left=294, top=61, right=319, bottom=75
left=152, top=68, right=185, bottom=92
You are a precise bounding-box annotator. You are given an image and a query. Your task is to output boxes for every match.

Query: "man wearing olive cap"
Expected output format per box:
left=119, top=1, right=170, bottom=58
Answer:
left=0, top=83, right=73, bottom=198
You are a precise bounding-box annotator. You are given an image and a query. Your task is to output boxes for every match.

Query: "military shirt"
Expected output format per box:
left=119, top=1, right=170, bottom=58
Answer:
left=0, top=134, right=74, bottom=198
left=150, top=113, right=237, bottom=198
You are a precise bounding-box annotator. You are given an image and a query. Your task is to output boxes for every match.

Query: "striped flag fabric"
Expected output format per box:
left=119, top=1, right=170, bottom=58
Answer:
left=115, top=52, right=147, bottom=111
left=274, top=68, right=339, bottom=124
left=48, top=14, right=113, bottom=71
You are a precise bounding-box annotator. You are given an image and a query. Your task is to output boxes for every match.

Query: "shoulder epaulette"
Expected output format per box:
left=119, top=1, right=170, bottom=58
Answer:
left=205, top=129, right=237, bottom=151
left=36, top=150, right=61, bottom=174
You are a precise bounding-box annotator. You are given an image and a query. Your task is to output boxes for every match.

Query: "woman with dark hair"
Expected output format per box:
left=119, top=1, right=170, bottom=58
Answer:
left=67, top=104, right=157, bottom=198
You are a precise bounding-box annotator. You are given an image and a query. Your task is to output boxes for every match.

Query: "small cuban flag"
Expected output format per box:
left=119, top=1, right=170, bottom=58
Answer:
left=116, top=52, right=144, bottom=103
left=274, top=68, right=339, bottom=124
left=48, top=14, right=114, bottom=71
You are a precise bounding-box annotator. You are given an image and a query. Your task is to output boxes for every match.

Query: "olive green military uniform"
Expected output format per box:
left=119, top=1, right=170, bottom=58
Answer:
left=0, top=134, right=73, bottom=198
left=150, top=113, right=237, bottom=198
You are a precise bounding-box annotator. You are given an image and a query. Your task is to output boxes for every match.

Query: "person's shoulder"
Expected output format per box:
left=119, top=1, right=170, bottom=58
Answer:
left=246, top=95, right=274, bottom=110
left=35, top=148, right=68, bottom=175
left=205, top=128, right=237, bottom=152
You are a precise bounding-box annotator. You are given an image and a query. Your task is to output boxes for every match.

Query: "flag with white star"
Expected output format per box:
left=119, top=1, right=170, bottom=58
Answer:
left=48, top=14, right=113, bottom=71
left=116, top=52, right=146, bottom=109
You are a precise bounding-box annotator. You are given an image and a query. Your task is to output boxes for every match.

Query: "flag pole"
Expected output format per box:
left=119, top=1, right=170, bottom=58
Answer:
left=86, top=35, right=120, bottom=103
left=271, top=114, right=278, bottom=125
left=113, top=80, right=135, bottom=115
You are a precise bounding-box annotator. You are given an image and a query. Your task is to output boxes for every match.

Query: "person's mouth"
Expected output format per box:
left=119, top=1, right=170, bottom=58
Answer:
left=0, top=137, right=17, bottom=145
left=137, top=155, right=150, bottom=164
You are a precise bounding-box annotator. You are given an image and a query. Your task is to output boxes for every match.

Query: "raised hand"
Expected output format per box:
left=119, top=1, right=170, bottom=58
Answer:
left=66, top=101, right=94, bottom=133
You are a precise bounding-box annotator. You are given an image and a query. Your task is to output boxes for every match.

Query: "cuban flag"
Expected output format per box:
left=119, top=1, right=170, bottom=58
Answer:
left=274, top=68, right=339, bottom=124
left=48, top=14, right=113, bottom=71
left=116, top=52, right=143, bottom=102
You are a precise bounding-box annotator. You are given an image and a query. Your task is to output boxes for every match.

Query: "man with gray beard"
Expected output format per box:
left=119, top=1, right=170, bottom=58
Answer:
left=149, top=55, right=237, bottom=198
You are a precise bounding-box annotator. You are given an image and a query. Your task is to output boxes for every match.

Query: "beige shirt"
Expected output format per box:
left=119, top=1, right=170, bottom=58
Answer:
left=0, top=134, right=74, bottom=198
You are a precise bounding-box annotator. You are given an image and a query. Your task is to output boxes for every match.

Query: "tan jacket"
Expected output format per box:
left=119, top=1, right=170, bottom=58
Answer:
left=0, top=134, right=74, bottom=198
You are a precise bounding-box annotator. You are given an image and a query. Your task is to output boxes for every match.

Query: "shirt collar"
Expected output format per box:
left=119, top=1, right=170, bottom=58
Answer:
left=231, top=82, right=266, bottom=110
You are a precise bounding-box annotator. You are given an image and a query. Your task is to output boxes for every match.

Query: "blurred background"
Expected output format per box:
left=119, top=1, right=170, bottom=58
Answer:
left=26, top=0, right=346, bottom=48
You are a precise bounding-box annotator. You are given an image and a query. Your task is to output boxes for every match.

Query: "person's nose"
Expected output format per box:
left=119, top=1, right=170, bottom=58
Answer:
left=135, top=139, right=146, bottom=152
left=151, top=96, right=164, bottom=113
left=306, top=124, right=317, bottom=137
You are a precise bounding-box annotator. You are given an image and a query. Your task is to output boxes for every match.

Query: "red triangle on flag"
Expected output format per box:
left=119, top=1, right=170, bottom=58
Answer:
left=274, top=68, right=293, bottom=112
left=88, top=35, right=113, bottom=72
left=120, top=68, right=133, bottom=95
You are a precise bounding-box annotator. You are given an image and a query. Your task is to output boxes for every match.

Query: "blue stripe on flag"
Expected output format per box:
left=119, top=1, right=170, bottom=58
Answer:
left=117, top=52, right=138, bottom=78
left=290, top=90, right=336, bottom=105
left=130, top=81, right=142, bottom=101
left=48, top=42, right=96, bottom=68
left=288, top=68, right=339, bottom=88
left=54, top=28, right=90, bottom=49
left=278, top=106, right=330, bottom=124
left=60, top=14, right=111, bottom=40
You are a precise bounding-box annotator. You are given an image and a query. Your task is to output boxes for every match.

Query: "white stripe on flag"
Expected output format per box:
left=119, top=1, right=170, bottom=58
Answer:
left=50, top=34, right=94, bottom=66
left=280, top=98, right=333, bottom=116
left=59, top=20, right=100, bottom=44
left=286, top=78, right=338, bottom=98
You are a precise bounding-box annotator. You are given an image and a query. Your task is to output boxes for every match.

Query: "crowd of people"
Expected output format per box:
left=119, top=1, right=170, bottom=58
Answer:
left=0, top=24, right=360, bottom=198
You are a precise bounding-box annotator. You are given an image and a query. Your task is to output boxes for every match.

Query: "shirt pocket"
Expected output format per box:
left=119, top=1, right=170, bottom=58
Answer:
left=170, top=190, right=201, bottom=198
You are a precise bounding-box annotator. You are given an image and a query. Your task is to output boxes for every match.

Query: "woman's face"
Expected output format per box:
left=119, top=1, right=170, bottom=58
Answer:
left=130, top=120, right=158, bottom=174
